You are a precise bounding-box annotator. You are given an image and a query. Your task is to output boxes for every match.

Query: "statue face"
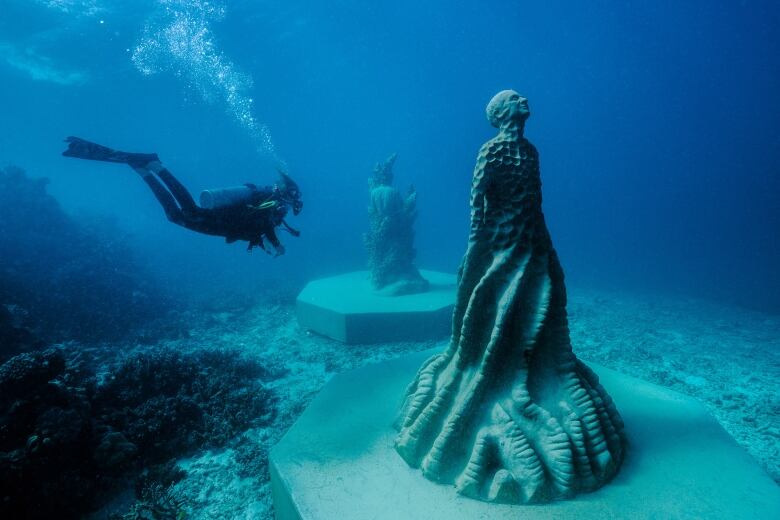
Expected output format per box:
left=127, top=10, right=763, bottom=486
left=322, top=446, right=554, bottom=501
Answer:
left=486, top=90, right=530, bottom=128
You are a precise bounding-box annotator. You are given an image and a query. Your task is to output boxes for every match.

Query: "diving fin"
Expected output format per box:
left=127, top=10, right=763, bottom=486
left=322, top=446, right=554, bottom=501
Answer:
left=62, top=136, right=159, bottom=166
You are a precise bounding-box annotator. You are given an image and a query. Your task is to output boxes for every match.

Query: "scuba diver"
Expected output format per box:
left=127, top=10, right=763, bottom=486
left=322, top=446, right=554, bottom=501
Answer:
left=62, top=136, right=302, bottom=256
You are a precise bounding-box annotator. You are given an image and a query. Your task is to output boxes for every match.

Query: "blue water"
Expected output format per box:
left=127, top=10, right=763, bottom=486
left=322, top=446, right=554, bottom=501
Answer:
left=1, top=2, right=779, bottom=518
left=2, top=0, right=778, bottom=311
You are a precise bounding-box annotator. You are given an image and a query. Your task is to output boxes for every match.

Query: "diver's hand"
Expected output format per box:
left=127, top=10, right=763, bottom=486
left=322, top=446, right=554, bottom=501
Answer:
left=273, top=243, right=286, bottom=257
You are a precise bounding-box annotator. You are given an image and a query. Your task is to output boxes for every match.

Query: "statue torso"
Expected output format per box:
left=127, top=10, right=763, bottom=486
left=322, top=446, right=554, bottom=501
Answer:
left=470, top=133, right=547, bottom=253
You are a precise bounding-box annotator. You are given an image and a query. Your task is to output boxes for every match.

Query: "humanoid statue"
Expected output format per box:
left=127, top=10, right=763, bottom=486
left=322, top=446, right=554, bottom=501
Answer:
left=395, top=91, right=625, bottom=503
left=365, top=154, right=429, bottom=296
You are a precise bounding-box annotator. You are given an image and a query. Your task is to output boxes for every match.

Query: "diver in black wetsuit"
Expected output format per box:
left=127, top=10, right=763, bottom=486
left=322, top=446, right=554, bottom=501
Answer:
left=62, top=136, right=302, bottom=256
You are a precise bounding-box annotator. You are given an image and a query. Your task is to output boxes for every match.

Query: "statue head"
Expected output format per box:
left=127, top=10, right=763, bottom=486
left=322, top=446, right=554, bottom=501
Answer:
left=370, top=153, right=397, bottom=189
left=486, top=90, right=530, bottom=128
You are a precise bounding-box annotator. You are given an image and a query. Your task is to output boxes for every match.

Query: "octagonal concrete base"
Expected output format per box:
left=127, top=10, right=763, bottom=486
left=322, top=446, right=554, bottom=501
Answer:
left=270, top=348, right=780, bottom=520
left=296, top=270, right=456, bottom=344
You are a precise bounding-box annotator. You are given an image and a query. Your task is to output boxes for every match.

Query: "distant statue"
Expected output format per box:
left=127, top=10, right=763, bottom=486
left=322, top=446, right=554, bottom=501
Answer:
left=395, top=91, right=626, bottom=503
left=365, top=154, right=429, bottom=296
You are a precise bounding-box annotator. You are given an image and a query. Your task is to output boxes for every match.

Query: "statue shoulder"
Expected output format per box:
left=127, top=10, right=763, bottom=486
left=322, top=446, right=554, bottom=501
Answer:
left=521, top=138, right=539, bottom=157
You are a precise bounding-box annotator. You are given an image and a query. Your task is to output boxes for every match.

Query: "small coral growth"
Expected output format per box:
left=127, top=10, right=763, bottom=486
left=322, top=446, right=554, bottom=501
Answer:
left=112, top=483, right=187, bottom=520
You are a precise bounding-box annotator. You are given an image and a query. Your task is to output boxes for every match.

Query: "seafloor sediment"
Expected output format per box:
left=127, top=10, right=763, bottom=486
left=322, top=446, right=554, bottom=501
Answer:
left=96, top=286, right=779, bottom=519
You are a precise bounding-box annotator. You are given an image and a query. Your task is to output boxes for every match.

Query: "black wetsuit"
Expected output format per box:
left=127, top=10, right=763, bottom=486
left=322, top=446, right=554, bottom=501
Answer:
left=146, top=168, right=287, bottom=251
left=62, top=136, right=299, bottom=253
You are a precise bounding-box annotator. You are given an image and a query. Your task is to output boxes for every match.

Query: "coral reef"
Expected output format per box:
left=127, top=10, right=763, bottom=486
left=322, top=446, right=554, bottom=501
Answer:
left=395, top=91, right=626, bottom=503
left=0, top=165, right=171, bottom=347
left=0, top=344, right=276, bottom=519
left=365, top=154, right=429, bottom=296
left=93, top=347, right=277, bottom=459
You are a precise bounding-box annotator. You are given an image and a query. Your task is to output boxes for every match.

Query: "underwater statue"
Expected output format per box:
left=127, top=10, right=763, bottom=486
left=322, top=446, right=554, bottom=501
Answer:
left=395, top=91, right=626, bottom=503
left=365, top=154, right=429, bottom=296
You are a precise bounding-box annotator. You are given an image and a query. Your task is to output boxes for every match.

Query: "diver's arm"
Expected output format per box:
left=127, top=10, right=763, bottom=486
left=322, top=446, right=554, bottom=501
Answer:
left=265, top=227, right=285, bottom=256
left=281, top=219, right=300, bottom=237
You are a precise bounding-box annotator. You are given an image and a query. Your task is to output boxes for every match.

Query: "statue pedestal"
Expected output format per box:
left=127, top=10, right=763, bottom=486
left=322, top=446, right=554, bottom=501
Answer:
left=296, top=271, right=456, bottom=344
left=270, top=349, right=780, bottom=520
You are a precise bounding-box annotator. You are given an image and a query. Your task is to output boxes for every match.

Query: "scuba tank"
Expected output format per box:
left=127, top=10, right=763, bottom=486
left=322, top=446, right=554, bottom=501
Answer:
left=199, top=185, right=256, bottom=209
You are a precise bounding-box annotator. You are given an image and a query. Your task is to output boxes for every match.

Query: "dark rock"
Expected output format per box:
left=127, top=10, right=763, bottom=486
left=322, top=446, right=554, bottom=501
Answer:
left=0, top=165, right=174, bottom=345
left=95, top=432, right=138, bottom=470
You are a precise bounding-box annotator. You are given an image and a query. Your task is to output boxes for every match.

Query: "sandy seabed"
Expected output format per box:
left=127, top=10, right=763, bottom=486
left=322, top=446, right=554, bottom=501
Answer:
left=135, top=287, right=779, bottom=520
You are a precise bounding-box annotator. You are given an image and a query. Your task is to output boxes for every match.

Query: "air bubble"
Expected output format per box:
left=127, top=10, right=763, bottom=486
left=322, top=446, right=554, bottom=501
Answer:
left=132, top=0, right=277, bottom=160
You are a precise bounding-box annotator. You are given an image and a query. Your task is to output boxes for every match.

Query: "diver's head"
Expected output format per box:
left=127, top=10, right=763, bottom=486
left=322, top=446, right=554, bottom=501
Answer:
left=486, top=90, right=529, bottom=128
left=276, top=170, right=303, bottom=215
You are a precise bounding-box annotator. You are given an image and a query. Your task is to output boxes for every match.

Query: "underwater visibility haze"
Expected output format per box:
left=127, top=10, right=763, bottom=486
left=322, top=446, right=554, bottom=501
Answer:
left=1, top=1, right=778, bottom=518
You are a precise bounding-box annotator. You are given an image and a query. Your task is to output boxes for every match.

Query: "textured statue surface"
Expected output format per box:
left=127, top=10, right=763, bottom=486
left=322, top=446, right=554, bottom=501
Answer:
left=365, top=154, right=429, bottom=296
left=395, top=91, right=626, bottom=503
